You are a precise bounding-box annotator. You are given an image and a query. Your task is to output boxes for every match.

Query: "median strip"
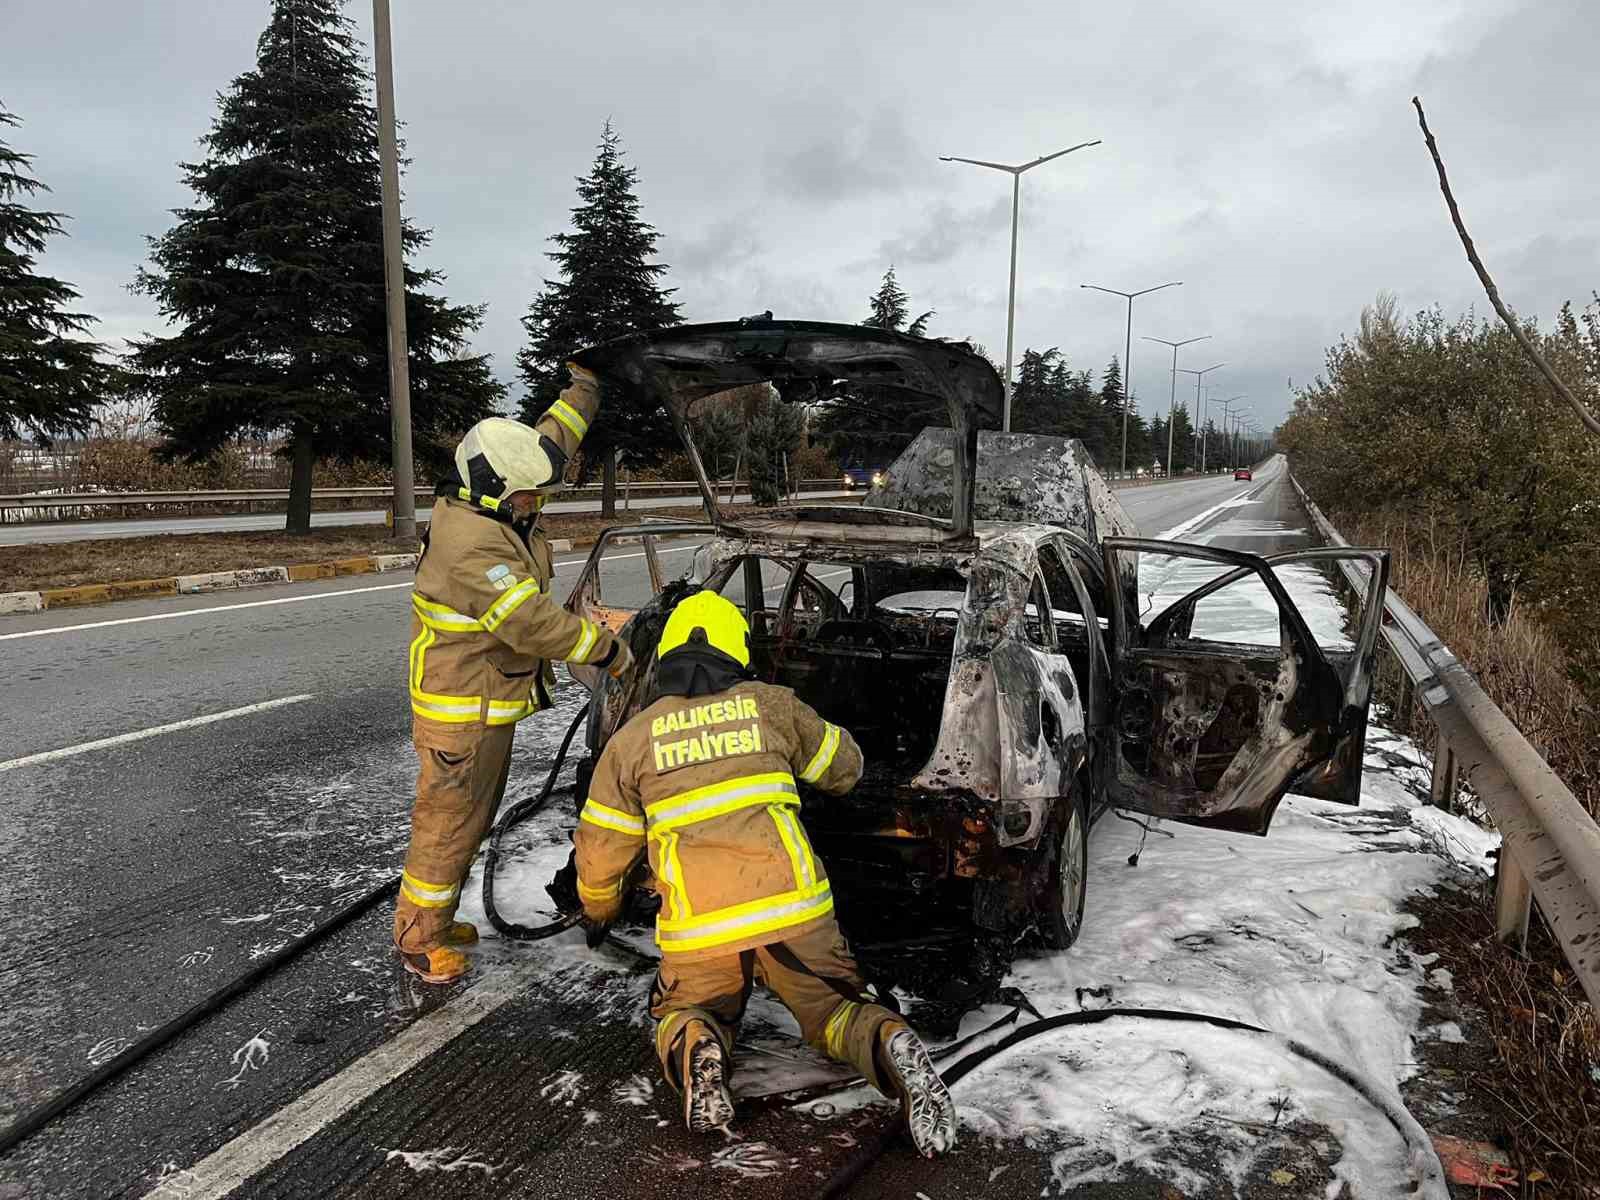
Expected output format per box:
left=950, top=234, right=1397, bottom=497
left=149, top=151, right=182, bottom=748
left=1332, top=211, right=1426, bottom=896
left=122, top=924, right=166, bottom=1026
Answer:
left=0, top=541, right=581, bottom=613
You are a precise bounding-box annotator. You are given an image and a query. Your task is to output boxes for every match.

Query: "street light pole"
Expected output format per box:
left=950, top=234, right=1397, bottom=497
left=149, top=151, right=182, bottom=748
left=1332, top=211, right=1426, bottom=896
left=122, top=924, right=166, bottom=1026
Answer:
left=373, top=0, right=415, bottom=541
left=1143, top=335, right=1209, bottom=476
left=1175, top=362, right=1224, bottom=474
left=1080, top=281, right=1181, bottom=473
left=941, top=139, right=1101, bottom=433
left=1215, top=397, right=1245, bottom=470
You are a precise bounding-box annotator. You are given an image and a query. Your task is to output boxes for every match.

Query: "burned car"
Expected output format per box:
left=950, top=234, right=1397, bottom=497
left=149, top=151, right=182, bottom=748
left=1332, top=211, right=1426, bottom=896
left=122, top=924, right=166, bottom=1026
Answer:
left=560, top=320, right=1390, bottom=994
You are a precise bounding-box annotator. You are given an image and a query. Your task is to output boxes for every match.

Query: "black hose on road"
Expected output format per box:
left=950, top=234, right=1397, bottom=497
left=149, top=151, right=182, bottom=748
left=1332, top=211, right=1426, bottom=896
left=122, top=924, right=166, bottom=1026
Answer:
left=0, top=872, right=400, bottom=1160
left=481, top=704, right=590, bottom=942
left=812, top=1006, right=1449, bottom=1200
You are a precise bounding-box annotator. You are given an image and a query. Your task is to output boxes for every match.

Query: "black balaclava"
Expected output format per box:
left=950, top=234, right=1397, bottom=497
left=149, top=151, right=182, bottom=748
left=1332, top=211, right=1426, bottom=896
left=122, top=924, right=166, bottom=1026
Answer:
left=655, top=641, right=752, bottom=699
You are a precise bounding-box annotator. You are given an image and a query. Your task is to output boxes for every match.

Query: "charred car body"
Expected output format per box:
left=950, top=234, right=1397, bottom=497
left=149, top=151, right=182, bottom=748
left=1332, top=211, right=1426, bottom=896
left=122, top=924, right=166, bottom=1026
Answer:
left=560, top=320, right=1390, bottom=995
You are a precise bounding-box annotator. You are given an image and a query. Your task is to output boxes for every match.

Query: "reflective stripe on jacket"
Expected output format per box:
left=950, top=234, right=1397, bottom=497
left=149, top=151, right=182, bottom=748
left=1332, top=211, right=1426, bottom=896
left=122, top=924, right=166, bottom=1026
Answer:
left=408, top=373, right=616, bottom=737
left=574, top=681, right=864, bottom=961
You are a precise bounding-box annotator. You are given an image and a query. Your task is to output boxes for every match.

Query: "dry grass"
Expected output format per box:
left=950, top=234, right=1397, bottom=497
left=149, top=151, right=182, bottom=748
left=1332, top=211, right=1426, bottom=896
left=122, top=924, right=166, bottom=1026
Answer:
left=1406, top=885, right=1600, bottom=1195
left=0, top=503, right=740, bottom=593
left=1339, top=511, right=1600, bottom=818
left=1334, top=509, right=1600, bottom=1193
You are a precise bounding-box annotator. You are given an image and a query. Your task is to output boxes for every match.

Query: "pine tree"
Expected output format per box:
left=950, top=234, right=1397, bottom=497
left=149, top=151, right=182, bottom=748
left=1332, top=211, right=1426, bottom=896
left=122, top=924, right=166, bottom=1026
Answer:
left=1010, top=347, right=1061, bottom=434
left=130, top=0, right=501, bottom=534
left=744, top=386, right=805, bottom=506
left=518, top=122, right=681, bottom=517
left=813, top=267, right=945, bottom=465
left=0, top=104, right=106, bottom=443
left=863, top=266, right=909, bottom=331
left=1098, top=356, right=1131, bottom=471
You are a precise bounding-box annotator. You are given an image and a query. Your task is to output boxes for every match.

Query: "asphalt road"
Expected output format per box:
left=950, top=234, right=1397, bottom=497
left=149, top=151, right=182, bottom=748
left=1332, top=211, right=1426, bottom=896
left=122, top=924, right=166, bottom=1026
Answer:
left=0, top=490, right=857, bottom=547
left=0, top=463, right=1310, bottom=1199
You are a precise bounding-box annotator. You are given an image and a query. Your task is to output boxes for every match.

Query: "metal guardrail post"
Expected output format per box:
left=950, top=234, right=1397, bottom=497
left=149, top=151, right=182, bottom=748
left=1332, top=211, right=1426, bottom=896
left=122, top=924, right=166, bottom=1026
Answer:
left=1427, top=734, right=1457, bottom=812
left=1496, top=853, right=1533, bottom=952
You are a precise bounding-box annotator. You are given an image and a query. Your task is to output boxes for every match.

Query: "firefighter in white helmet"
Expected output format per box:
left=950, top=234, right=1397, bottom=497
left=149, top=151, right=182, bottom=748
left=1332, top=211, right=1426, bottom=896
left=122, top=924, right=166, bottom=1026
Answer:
left=395, top=364, right=633, bottom=983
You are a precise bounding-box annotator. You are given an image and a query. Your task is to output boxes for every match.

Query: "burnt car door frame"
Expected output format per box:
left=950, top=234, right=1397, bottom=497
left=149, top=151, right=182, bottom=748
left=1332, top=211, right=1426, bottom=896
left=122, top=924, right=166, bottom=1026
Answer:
left=1141, top=546, right=1391, bottom=808
left=1098, top=537, right=1362, bottom=834
left=562, top=520, right=719, bottom=693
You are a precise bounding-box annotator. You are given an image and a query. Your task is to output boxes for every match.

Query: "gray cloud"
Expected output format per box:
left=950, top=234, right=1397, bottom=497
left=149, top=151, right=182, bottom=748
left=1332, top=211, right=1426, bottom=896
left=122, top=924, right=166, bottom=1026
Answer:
left=873, top=195, right=1013, bottom=267
left=4, top=0, right=1598, bottom=433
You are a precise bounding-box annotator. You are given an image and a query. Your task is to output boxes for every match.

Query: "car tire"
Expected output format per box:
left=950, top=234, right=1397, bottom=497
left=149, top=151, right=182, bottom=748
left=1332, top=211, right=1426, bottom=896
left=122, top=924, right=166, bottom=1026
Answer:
left=1038, top=791, right=1089, bottom=950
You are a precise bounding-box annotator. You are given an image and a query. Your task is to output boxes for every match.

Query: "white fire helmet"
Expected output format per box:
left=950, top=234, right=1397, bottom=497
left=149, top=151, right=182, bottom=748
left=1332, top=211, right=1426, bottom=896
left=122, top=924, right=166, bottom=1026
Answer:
left=453, top=417, right=568, bottom=504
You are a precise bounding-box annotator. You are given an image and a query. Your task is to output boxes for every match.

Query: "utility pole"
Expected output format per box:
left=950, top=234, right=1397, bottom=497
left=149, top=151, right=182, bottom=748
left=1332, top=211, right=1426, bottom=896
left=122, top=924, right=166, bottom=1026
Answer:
left=1081, top=281, right=1181, bottom=473
left=1176, top=362, right=1224, bottom=473
left=1143, top=335, right=1209, bottom=476
left=373, top=0, right=416, bottom=540
left=940, top=139, right=1101, bottom=432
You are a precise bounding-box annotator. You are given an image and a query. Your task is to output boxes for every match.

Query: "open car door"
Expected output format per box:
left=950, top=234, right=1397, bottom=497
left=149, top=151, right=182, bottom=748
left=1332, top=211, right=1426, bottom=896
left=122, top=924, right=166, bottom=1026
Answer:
left=1101, top=538, right=1390, bottom=834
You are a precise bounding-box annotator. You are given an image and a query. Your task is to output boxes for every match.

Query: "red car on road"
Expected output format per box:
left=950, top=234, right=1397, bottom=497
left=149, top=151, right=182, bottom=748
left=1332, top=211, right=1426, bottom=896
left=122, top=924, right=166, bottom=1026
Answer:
left=1234, top=468, right=1253, bottom=481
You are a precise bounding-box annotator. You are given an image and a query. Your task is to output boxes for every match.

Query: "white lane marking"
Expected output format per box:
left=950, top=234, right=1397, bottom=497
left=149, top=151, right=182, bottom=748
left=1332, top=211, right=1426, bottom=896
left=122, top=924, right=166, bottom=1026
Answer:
left=0, top=695, right=314, bottom=773
left=1152, top=481, right=1265, bottom=541
left=159, top=962, right=541, bottom=1199
left=0, top=584, right=413, bottom=642
left=0, top=543, right=701, bottom=643
left=763, top=568, right=851, bottom=596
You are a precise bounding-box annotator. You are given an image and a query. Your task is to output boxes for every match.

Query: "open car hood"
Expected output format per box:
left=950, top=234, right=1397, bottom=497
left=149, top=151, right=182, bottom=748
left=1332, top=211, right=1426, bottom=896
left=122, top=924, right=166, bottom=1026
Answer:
left=570, top=319, right=1003, bottom=538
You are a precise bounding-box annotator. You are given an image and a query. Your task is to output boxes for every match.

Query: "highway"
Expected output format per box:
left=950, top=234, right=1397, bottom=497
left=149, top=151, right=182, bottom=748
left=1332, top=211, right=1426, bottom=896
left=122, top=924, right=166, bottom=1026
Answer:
left=0, top=461, right=1369, bottom=1198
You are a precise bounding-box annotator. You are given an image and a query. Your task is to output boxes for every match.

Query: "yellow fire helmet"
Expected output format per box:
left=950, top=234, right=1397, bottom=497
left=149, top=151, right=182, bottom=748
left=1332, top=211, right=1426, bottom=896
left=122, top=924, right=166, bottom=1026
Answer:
left=658, top=591, right=751, bottom=668
left=453, top=416, right=567, bottom=505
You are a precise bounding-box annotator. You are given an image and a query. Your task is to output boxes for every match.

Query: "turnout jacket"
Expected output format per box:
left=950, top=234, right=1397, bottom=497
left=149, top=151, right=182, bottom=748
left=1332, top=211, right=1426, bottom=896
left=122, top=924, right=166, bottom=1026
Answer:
left=574, top=681, right=863, bottom=961
left=408, top=371, right=618, bottom=742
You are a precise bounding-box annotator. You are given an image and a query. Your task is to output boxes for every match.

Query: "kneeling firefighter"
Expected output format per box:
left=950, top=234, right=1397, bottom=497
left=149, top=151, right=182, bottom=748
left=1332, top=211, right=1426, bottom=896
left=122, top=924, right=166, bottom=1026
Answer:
left=573, top=591, right=958, bottom=1157
left=396, top=364, right=634, bottom=984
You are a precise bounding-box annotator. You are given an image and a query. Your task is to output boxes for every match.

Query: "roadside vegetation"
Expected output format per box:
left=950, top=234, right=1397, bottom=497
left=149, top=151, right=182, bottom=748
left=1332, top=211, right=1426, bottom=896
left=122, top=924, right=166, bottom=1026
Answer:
left=1280, top=291, right=1600, bottom=810
left=1281, top=292, right=1600, bottom=1194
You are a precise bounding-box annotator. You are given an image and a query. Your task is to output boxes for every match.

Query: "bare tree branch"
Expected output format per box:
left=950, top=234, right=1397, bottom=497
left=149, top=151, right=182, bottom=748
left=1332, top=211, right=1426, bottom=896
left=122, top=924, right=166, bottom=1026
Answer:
left=1412, top=95, right=1600, bottom=437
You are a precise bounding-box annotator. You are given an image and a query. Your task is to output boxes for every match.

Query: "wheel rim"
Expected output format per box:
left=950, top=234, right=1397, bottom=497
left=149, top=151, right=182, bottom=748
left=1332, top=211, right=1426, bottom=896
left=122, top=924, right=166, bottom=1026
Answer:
left=1059, top=804, right=1086, bottom=936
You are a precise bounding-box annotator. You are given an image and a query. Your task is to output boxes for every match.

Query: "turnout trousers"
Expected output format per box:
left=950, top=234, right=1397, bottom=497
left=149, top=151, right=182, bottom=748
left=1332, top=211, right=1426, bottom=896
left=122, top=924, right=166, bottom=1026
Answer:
left=650, top=921, right=903, bottom=1095
left=393, top=722, right=516, bottom=953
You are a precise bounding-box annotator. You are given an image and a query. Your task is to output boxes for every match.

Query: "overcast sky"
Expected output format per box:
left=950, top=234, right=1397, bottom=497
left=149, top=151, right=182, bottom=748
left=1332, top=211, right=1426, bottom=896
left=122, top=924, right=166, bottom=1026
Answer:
left=6, top=0, right=1598, bottom=436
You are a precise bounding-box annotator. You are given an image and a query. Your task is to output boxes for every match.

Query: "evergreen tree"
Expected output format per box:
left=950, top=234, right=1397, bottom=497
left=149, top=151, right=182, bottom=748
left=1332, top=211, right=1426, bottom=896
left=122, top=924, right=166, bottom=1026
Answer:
left=744, top=386, right=805, bottom=506
left=519, top=122, right=681, bottom=517
left=131, top=0, right=501, bottom=534
left=0, top=104, right=106, bottom=443
left=1010, top=347, right=1061, bottom=434
left=1098, top=356, right=1132, bottom=471
left=813, top=266, right=945, bottom=465
left=863, top=266, right=909, bottom=331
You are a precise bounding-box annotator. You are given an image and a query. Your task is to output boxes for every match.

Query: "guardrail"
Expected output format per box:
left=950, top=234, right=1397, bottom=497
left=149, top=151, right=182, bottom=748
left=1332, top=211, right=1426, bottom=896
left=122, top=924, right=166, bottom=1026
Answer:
left=0, top=479, right=846, bottom=524
left=1290, top=472, right=1600, bottom=1010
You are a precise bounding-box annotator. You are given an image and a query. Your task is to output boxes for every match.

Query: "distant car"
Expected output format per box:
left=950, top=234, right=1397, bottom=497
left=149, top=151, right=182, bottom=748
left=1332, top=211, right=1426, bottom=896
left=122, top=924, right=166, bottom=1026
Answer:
left=841, top=465, right=885, bottom=490
left=1234, top=467, right=1253, bottom=481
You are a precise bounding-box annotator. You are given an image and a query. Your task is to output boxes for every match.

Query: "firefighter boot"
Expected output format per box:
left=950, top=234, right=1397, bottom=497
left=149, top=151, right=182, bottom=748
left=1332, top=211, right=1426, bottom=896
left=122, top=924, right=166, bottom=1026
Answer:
left=880, top=1026, right=958, bottom=1158
left=441, top=921, right=479, bottom=947
left=399, top=944, right=470, bottom=984
left=680, top=1021, right=735, bottom=1135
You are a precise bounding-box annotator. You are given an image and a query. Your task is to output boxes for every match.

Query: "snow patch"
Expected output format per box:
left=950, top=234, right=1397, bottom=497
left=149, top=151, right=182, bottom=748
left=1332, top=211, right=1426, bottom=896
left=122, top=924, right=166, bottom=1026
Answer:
left=383, top=1147, right=501, bottom=1176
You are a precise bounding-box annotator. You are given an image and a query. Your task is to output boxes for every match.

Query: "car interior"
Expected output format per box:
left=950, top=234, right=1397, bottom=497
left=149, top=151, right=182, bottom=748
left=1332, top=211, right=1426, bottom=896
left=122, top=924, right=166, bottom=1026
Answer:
left=705, top=542, right=1112, bottom=786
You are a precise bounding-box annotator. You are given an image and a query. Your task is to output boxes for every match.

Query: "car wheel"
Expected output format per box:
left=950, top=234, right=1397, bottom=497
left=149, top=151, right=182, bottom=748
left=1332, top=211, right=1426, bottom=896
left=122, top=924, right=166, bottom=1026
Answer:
left=1039, top=792, right=1088, bottom=950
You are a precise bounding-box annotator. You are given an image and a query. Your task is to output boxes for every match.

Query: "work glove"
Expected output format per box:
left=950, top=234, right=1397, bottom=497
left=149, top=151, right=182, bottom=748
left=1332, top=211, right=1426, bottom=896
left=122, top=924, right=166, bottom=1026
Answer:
left=581, top=914, right=614, bottom=950
left=594, top=637, right=635, bottom=680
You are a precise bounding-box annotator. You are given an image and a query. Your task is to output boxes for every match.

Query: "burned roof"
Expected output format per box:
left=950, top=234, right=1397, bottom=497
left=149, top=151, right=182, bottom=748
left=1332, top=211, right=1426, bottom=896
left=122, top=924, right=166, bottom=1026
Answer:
left=866, top=430, right=1140, bottom=544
